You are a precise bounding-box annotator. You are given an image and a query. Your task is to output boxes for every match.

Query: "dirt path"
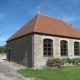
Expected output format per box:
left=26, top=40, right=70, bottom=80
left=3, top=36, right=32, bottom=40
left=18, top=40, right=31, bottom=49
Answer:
left=0, top=54, right=34, bottom=80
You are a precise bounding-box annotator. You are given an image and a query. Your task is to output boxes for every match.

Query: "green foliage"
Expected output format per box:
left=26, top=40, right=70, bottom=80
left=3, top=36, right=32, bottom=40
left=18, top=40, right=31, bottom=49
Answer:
left=0, top=44, right=6, bottom=53
left=54, top=58, right=61, bottom=63
left=47, top=58, right=80, bottom=67
left=17, top=65, right=80, bottom=80
left=71, top=58, right=76, bottom=64
left=78, top=58, right=80, bottom=63
left=47, top=58, right=61, bottom=64
left=61, top=59, right=67, bottom=65
left=66, top=58, right=72, bottom=64
left=47, top=58, right=61, bottom=67
left=66, top=58, right=80, bottom=65
left=47, top=58, right=54, bottom=64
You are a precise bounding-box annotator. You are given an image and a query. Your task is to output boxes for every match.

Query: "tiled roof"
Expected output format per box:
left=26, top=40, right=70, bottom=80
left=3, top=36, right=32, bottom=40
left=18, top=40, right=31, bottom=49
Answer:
left=7, top=13, right=80, bottom=41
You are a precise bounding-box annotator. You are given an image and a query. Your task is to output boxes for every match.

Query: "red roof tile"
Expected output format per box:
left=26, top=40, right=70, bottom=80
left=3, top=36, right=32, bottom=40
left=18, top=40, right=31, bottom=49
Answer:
left=7, top=13, right=80, bottom=41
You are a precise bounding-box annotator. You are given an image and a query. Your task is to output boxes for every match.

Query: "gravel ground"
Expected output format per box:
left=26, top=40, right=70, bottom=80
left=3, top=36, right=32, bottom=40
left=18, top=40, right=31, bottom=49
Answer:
left=0, top=54, right=36, bottom=80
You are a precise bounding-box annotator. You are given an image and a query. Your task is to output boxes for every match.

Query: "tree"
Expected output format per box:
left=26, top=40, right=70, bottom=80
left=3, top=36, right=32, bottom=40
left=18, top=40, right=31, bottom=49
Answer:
left=0, top=44, right=6, bottom=53
left=0, top=46, right=3, bottom=53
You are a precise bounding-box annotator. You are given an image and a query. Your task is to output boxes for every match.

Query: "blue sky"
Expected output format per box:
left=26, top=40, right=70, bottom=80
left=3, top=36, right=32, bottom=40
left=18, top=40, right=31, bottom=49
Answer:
left=0, top=0, right=80, bottom=46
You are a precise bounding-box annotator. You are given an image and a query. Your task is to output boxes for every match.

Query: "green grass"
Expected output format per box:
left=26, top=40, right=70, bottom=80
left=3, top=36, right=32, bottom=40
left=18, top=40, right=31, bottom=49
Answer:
left=17, top=65, right=80, bottom=80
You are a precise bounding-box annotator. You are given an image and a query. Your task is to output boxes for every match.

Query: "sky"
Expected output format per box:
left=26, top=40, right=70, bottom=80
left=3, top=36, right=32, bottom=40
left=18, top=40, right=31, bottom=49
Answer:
left=0, top=0, right=80, bottom=46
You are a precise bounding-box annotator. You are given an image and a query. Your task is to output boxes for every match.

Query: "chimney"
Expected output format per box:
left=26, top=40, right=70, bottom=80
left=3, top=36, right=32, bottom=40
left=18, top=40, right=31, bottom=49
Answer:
left=70, top=23, right=72, bottom=26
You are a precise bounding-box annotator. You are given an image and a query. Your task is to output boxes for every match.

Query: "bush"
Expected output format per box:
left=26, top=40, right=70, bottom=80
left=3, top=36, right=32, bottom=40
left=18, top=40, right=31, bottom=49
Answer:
left=78, top=58, right=80, bottom=63
left=61, top=59, right=67, bottom=65
left=47, top=58, right=61, bottom=68
left=47, top=58, right=80, bottom=68
left=66, top=58, right=72, bottom=64
left=71, top=58, right=76, bottom=65
left=65, top=58, right=80, bottom=65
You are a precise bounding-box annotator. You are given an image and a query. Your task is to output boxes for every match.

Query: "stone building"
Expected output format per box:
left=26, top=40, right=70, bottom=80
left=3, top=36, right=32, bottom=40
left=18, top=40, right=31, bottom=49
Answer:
left=6, top=13, right=80, bottom=68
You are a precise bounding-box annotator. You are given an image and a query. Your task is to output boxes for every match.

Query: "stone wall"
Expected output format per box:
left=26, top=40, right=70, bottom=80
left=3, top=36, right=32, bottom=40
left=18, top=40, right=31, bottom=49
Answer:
left=34, top=34, right=45, bottom=67
left=7, top=34, right=32, bottom=67
left=7, top=33, right=80, bottom=68
left=34, top=34, right=80, bottom=67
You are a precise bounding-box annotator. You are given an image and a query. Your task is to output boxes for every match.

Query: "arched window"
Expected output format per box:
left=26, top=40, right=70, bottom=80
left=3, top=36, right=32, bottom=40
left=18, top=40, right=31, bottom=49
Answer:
left=43, top=39, right=53, bottom=57
left=74, top=42, right=79, bottom=55
left=60, top=40, right=68, bottom=56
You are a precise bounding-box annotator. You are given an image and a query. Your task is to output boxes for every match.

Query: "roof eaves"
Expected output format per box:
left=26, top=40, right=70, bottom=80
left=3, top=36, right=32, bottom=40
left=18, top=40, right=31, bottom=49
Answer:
left=33, top=32, right=80, bottom=39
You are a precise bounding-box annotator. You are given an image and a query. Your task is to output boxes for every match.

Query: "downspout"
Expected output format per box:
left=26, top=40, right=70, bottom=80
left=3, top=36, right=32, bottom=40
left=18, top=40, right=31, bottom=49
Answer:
left=32, top=33, right=34, bottom=68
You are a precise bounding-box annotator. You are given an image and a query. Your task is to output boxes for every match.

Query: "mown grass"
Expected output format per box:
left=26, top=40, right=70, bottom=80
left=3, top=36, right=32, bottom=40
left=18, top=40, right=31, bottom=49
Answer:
left=17, top=65, right=80, bottom=80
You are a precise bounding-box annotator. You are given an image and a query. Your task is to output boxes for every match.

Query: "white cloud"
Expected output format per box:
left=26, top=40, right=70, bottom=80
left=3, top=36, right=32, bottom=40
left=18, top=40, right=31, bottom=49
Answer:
left=0, top=13, right=4, bottom=18
left=7, top=24, right=22, bottom=31
left=72, top=11, right=80, bottom=16
left=71, top=0, right=80, bottom=5
left=0, top=13, right=8, bottom=20
left=62, top=17, right=76, bottom=22
left=60, top=14, right=78, bottom=23
left=0, top=36, right=8, bottom=42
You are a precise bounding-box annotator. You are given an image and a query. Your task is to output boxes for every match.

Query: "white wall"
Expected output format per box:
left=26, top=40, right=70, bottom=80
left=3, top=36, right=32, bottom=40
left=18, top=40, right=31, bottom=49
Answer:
left=34, top=34, right=80, bottom=67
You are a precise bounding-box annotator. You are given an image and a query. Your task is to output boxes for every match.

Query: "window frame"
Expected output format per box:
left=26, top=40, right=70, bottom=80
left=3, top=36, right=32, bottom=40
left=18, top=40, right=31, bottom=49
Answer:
left=43, top=39, right=53, bottom=57
left=74, top=42, right=80, bottom=56
left=60, top=40, right=68, bottom=56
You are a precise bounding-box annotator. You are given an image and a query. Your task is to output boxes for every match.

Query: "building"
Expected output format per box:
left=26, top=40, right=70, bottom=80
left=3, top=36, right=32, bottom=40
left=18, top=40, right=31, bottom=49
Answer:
left=6, top=13, right=80, bottom=68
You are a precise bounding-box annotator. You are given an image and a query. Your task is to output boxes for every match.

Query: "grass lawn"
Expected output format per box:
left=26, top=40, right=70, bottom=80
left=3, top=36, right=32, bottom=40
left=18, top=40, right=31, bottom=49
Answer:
left=17, top=65, right=80, bottom=80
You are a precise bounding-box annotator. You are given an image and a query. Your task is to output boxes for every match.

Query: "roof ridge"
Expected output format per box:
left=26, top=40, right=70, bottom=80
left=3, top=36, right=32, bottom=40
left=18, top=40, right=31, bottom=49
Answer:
left=7, top=13, right=80, bottom=41
left=33, top=13, right=39, bottom=31
left=39, top=13, right=60, bottom=20
left=39, top=13, right=74, bottom=27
